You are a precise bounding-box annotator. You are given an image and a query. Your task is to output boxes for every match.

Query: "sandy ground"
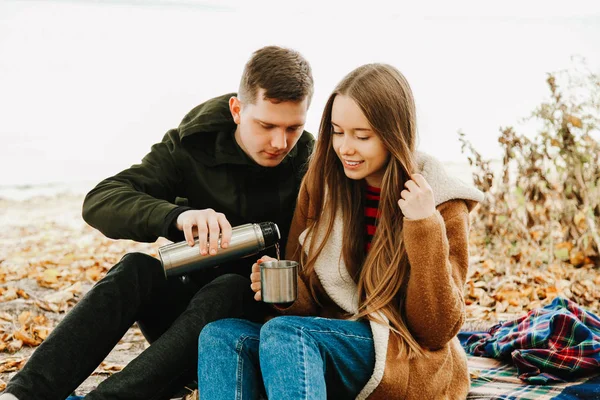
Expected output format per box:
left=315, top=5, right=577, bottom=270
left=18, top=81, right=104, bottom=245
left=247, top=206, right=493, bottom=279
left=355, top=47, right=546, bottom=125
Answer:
left=0, top=194, right=165, bottom=395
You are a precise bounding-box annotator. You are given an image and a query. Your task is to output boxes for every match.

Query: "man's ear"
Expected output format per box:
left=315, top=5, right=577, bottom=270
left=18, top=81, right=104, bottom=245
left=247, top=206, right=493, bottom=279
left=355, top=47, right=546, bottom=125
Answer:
left=229, top=96, right=242, bottom=124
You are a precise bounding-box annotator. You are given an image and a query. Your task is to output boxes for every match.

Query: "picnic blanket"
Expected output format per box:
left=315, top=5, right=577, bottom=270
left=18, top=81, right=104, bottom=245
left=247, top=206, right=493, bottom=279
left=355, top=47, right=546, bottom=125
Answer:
left=463, top=297, right=600, bottom=384
left=460, top=297, right=600, bottom=399
left=462, top=336, right=600, bottom=399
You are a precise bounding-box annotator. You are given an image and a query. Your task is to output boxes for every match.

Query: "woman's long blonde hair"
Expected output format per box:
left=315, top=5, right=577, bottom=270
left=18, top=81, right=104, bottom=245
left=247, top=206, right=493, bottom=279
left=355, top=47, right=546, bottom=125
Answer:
left=300, top=63, right=423, bottom=358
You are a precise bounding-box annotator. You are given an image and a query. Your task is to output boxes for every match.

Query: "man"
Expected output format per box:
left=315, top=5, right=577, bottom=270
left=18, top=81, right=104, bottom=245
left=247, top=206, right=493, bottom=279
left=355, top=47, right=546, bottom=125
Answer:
left=1, top=45, right=314, bottom=400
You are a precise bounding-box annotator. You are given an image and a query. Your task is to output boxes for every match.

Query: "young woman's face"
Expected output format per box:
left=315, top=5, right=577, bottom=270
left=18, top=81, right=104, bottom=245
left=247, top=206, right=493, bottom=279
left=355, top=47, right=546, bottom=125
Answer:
left=331, top=95, right=390, bottom=187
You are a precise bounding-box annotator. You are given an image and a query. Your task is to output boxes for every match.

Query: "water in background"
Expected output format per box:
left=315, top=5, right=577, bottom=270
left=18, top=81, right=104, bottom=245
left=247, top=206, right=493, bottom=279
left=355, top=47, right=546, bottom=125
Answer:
left=1, top=1, right=599, bottom=189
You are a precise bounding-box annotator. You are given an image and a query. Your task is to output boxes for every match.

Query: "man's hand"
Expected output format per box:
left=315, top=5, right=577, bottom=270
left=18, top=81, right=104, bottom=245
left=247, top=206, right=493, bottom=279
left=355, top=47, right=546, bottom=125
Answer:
left=397, top=174, right=436, bottom=220
left=175, top=209, right=232, bottom=255
left=250, top=255, right=276, bottom=302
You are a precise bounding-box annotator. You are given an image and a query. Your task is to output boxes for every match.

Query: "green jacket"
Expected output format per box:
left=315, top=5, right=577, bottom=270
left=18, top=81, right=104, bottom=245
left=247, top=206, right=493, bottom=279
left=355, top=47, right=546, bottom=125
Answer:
left=82, top=93, right=314, bottom=255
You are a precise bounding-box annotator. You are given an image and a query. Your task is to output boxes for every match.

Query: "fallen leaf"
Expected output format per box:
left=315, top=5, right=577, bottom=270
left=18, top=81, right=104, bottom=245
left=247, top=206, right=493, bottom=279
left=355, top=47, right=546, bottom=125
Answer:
left=86, top=266, right=104, bottom=281
left=0, top=312, right=12, bottom=322
left=566, top=115, right=583, bottom=128
left=114, top=342, right=134, bottom=351
left=7, top=339, right=23, bottom=352
left=43, top=290, right=74, bottom=305
left=1, top=287, right=18, bottom=301
left=100, top=362, right=124, bottom=372
left=0, top=358, right=26, bottom=373
left=17, top=311, right=32, bottom=327
left=574, top=212, right=587, bottom=230
left=570, top=251, right=585, bottom=267
left=33, top=327, right=49, bottom=340
left=42, top=268, right=59, bottom=284
left=554, top=247, right=570, bottom=261
left=34, top=300, right=61, bottom=313
left=13, top=329, right=42, bottom=346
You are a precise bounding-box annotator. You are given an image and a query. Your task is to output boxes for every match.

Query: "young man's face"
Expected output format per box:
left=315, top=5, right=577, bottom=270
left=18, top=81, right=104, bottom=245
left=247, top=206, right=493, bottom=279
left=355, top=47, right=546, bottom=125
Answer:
left=230, top=89, right=309, bottom=167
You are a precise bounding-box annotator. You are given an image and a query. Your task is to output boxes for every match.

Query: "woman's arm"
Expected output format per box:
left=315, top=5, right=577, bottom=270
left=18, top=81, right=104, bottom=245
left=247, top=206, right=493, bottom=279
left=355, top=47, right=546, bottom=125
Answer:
left=403, top=199, right=470, bottom=350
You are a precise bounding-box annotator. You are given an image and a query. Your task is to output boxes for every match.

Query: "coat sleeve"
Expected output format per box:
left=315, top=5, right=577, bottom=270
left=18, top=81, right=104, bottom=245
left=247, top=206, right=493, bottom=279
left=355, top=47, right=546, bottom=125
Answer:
left=403, top=200, right=470, bottom=350
left=273, top=180, right=319, bottom=316
left=82, top=131, right=188, bottom=242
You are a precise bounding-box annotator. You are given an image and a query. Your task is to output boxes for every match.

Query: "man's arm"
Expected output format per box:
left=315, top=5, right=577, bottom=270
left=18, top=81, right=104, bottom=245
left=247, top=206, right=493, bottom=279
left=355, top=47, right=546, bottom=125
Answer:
left=82, top=130, right=189, bottom=243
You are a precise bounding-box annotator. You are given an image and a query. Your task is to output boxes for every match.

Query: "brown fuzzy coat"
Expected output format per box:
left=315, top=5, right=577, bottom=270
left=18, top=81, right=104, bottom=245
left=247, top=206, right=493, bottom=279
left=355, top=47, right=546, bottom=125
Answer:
left=278, top=153, right=484, bottom=399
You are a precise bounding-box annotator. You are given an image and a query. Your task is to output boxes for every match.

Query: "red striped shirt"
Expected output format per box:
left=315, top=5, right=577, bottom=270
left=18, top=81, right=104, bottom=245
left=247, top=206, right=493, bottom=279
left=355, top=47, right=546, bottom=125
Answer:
left=365, top=185, right=381, bottom=252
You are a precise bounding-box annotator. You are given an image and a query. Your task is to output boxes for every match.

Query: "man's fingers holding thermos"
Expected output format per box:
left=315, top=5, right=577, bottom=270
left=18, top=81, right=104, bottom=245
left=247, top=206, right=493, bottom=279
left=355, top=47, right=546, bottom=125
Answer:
left=194, top=221, right=209, bottom=255
left=207, top=217, right=221, bottom=255
left=183, top=223, right=195, bottom=247
left=254, top=290, right=262, bottom=302
left=217, top=213, right=232, bottom=249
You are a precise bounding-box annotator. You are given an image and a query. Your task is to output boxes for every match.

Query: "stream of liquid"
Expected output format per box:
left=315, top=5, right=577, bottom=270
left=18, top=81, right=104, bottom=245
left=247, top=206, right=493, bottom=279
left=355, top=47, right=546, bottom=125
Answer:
left=275, top=242, right=281, bottom=261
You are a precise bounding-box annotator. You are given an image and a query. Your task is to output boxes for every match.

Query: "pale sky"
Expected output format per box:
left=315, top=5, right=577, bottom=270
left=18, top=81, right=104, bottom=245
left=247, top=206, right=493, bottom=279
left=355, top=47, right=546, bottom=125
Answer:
left=1, top=0, right=599, bottom=186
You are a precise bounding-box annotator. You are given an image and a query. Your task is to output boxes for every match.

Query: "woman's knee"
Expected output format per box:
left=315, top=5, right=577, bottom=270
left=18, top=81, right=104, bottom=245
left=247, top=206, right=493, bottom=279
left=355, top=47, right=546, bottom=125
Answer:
left=200, top=319, right=238, bottom=346
left=199, top=319, right=258, bottom=354
left=259, top=316, right=306, bottom=348
left=259, top=317, right=321, bottom=371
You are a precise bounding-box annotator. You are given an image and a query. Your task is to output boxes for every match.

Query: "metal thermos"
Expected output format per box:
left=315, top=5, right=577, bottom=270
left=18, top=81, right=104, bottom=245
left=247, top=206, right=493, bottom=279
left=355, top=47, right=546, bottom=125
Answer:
left=158, top=222, right=280, bottom=277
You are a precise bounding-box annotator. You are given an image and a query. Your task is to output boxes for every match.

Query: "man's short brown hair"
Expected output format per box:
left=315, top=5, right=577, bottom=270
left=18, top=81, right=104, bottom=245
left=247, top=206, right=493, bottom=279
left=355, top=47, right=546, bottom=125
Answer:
left=238, top=46, right=313, bottom=105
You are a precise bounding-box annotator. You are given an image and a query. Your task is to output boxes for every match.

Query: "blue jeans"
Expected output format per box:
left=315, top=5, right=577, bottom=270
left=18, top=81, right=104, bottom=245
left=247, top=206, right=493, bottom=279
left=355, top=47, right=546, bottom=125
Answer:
left=198, top=316, right=376, bottom=400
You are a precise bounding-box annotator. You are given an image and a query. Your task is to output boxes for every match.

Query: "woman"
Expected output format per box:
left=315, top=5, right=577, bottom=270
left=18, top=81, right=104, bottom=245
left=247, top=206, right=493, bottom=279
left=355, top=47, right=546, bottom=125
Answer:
left=197, top=63, right=483, bottom=399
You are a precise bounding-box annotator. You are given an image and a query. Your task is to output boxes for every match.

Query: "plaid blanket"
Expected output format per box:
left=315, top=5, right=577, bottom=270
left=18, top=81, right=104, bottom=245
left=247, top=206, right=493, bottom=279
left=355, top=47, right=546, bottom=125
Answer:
left=462, top=297, right=600, bottom=384
left=463, top=348, right=600, bottom=399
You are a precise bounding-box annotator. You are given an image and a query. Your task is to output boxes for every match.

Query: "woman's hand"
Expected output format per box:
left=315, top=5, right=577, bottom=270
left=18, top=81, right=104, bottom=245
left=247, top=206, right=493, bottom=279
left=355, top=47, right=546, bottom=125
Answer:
left=250, top=255, right=277, bottom=301
left=397, top=174, right=436, bottom=220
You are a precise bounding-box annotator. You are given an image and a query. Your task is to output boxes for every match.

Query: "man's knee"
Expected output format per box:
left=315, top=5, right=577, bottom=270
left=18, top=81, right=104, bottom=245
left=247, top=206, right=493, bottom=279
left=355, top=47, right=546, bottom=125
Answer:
left=209, top=273, right=250, bottom=288
left=202, top=273, right=252, bottom=299
left=103, top=252, right=165, bottom=294
left=109, top=252, right=163, bottom=278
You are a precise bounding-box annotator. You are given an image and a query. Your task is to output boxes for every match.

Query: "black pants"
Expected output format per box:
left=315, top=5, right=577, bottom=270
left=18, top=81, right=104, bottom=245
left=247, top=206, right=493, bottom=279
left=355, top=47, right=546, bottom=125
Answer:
left=5, top=252, right=264, bottom=400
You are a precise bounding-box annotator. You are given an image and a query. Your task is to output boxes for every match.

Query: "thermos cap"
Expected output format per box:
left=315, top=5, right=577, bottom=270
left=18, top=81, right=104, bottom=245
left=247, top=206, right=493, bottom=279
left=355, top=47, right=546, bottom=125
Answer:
left=258, top=222, right=280, bottom=247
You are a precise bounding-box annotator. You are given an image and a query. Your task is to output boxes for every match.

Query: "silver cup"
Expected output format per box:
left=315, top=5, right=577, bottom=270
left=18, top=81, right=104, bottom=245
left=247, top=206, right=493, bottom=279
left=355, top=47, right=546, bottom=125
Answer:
left=260, top=260, right=298, bottom=305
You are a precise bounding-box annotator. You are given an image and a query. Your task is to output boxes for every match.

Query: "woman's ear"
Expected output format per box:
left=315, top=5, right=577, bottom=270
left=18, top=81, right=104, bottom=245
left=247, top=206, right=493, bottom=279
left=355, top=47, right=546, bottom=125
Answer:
left=229, top=96, right=242, bottom=124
